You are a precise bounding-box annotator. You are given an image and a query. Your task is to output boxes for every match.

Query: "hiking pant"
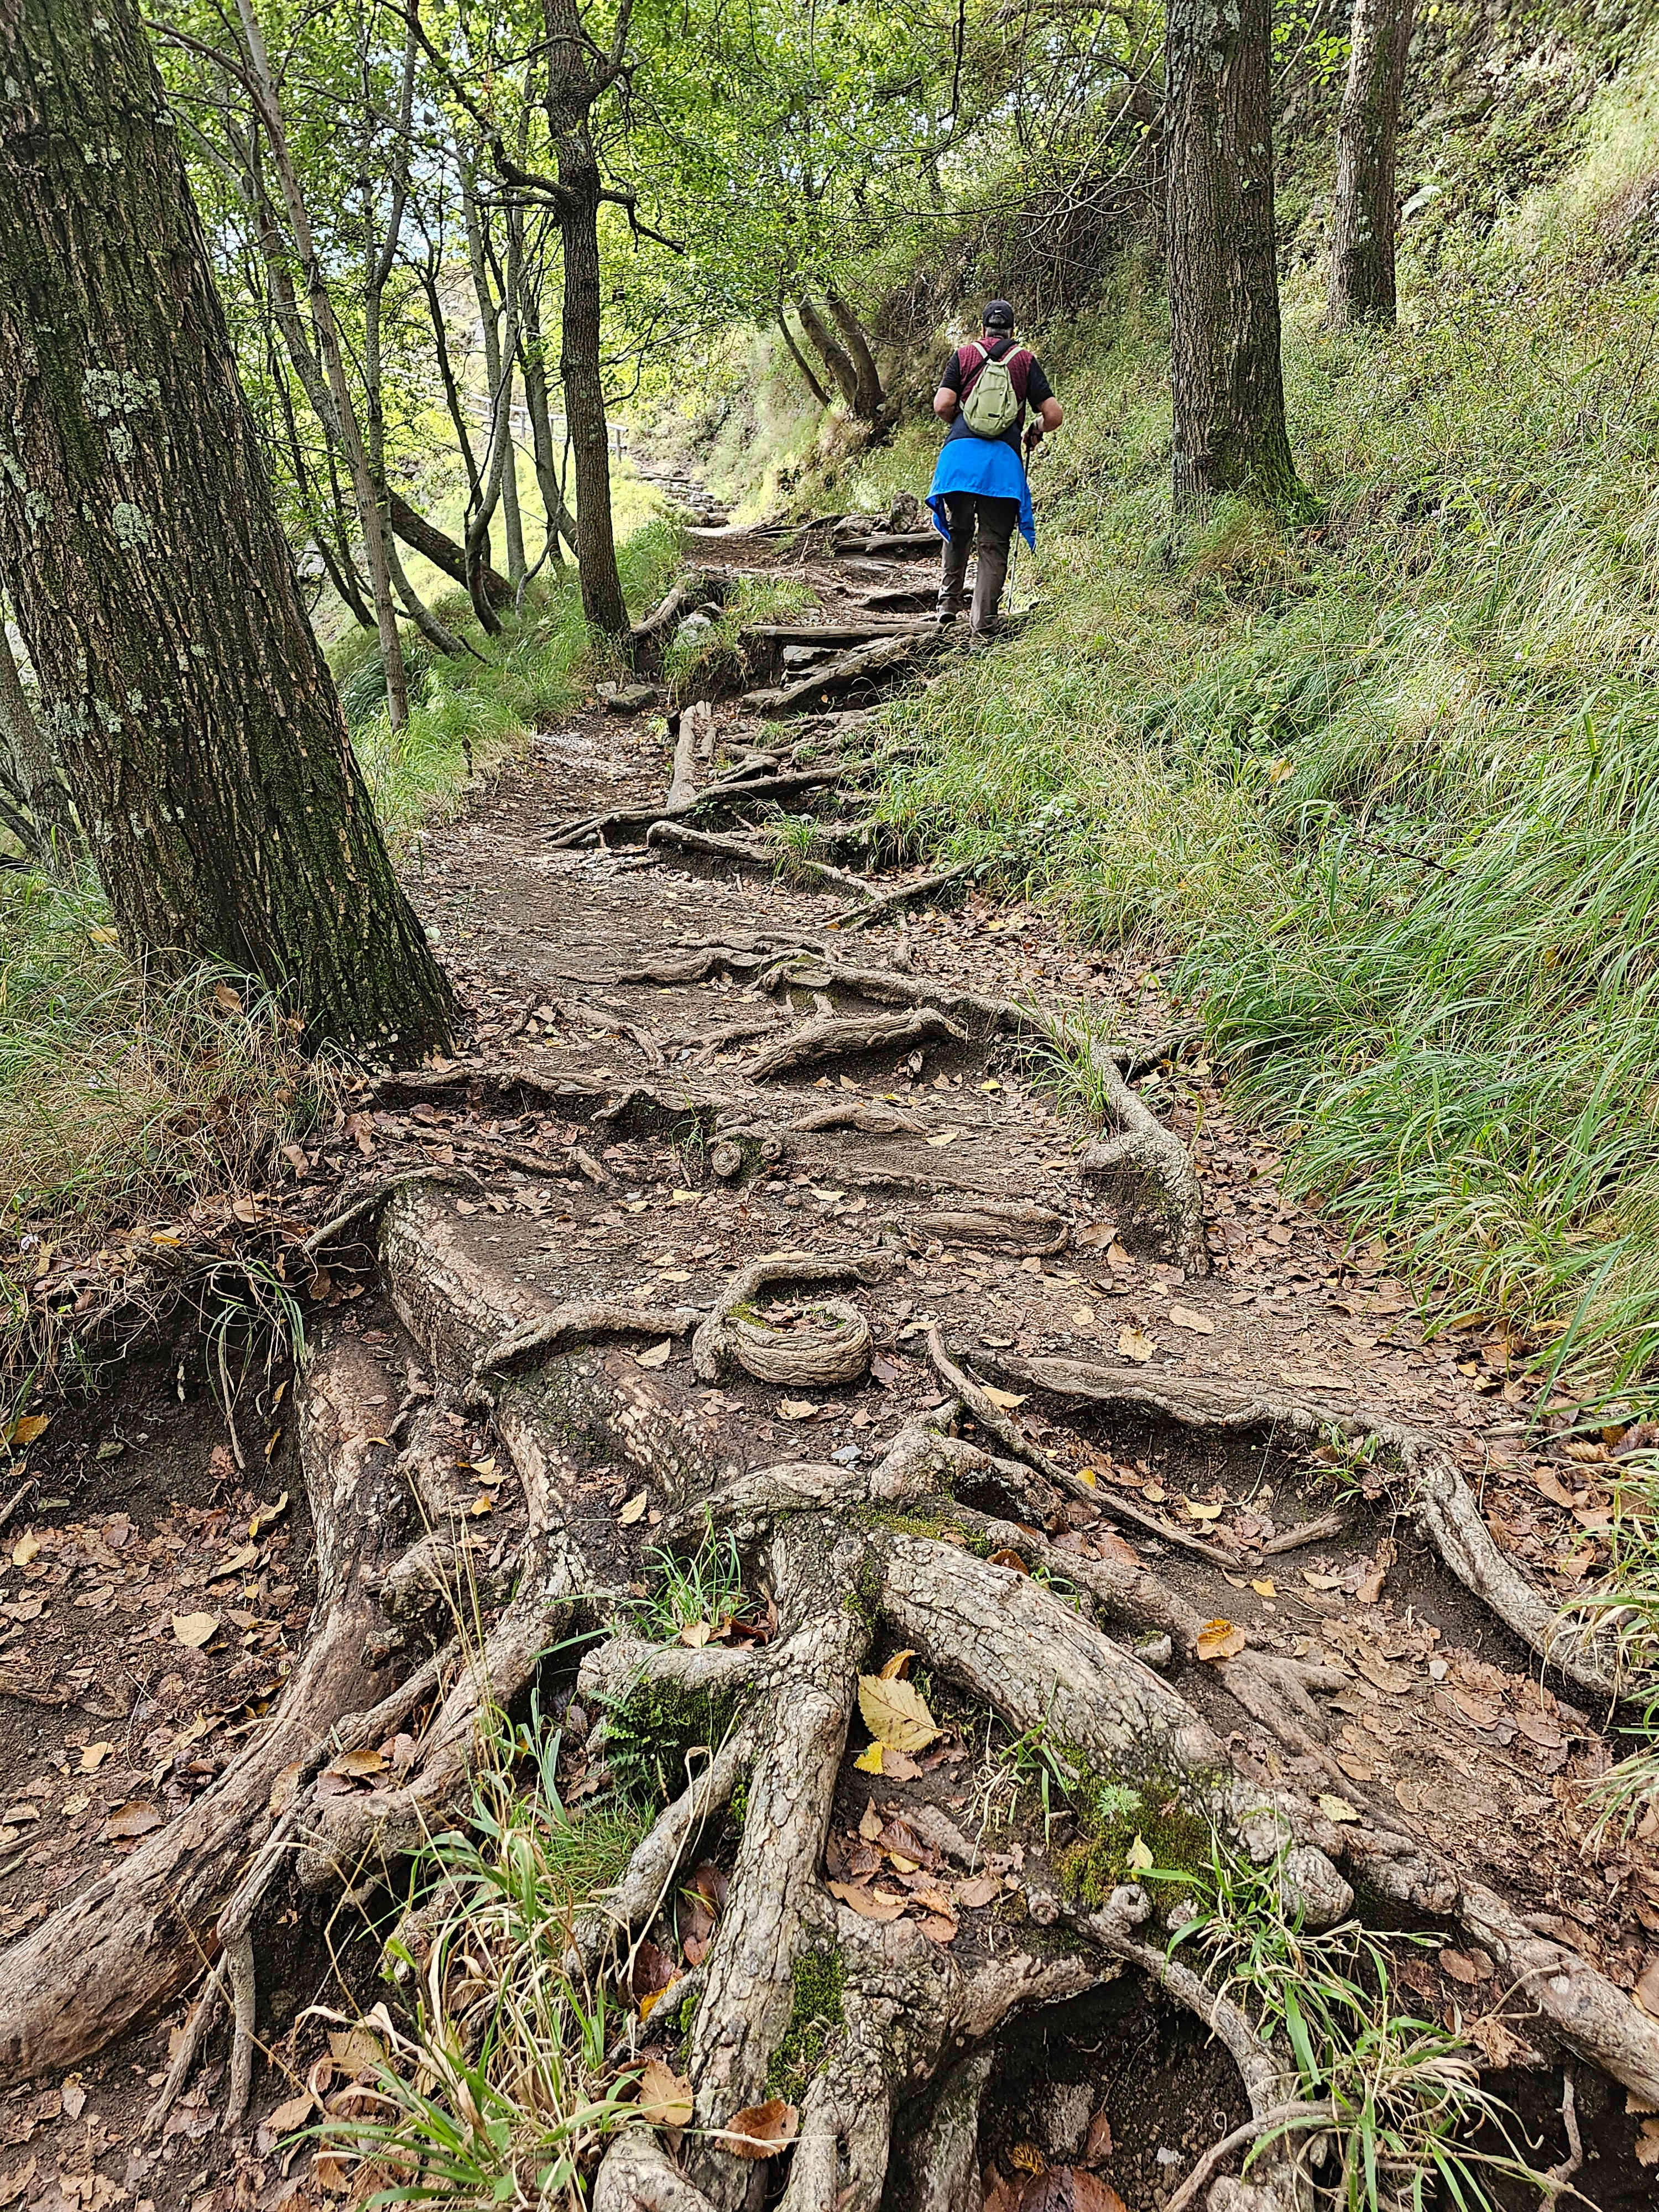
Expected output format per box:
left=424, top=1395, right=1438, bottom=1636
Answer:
left=938, top=493, right=1019, bottom=633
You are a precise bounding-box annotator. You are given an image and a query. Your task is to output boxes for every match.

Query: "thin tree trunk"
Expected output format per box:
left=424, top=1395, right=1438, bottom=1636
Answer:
left=1329, top=0, right=1416, bottom=327
left=542, top=0, right=630, bottom=640
left=0, top=610, right=76, bottom=864
left=0, top=0, right=453, bottom=1056
left=825, top=288, right=884, bottom=419
left=517, top=249, right=576, bottom=572
left=1165, top=0, right=1303, bottom=514
left=797, top=294, right=860, bottom=408
left=232, top=0, right=410, bottom=731
left=387, top=488, right=514, bottom=607
left=776, top=306, right=830, bottom=406
left=458, top=150, right=509, bottom=633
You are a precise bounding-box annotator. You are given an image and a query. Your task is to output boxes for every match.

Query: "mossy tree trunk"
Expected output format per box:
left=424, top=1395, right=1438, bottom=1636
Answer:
left=544, top=0, right=630, bottom=641
left=1165, top=0, right=1303, bottom=514
left=0, top=0, right=454, bottom=1058
left=1329, top=0, right=1417, bottom=327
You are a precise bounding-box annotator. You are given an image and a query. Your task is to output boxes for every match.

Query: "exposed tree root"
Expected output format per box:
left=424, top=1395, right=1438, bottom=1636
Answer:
left=549, top=765, right=851, bottom=851
left=981, top=1352, right=1630, bottom=1698
left=745, top=1005, right=967, bottom=1079
left=646, top=817, right=876, bottom=901
left=691, top=1249, right=890, bottom=1383
left=1071, top=1029, right=1211, bottom=1274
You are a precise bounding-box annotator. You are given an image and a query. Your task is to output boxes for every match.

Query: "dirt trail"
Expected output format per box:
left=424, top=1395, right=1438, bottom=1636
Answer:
left=4, top=526, right=1658, bottom=2209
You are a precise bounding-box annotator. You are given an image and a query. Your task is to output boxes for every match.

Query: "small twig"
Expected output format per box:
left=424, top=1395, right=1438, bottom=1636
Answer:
left=1163, top=2099, right=1331, bottom=2212
left=0, top=1476, right=36, bottom=1536
left=1260, top=1509, right=1349, bottom=1556
left=143, top=1954, right=231, bottom=2135
left=1541, top=2065, right=1583, bottom=2203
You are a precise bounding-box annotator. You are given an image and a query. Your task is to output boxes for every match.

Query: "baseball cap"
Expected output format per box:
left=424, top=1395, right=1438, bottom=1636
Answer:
left=983, top=299, right=1016, bottom=330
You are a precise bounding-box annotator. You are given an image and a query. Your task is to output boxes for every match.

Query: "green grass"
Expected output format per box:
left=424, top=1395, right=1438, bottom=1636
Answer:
left=1170, top=1838, right=1535, bottom=2212
left=317, top=1695, right=646, bottom=2206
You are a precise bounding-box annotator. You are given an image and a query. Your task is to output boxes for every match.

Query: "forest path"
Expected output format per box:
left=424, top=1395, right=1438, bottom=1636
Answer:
left=4, top=528, right=1657, bottom=2212
left=372, top=525, right=1659, bottom=2192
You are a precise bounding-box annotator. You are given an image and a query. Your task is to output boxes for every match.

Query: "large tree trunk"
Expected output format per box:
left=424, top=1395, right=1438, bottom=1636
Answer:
left=1329, top=0, right=1417, bottom=327
left=544, top=0, right=629, bottom=641
left=825, top=288, right=885, bottom=420
left=0, top=0, right=454, bottom=1058
left=797, top=295, right=860, bottom=409
left=1165, top=0, right=1302, bottom=513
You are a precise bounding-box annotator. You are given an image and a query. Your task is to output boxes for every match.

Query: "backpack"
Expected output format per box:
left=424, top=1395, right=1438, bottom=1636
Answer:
left=959, top=338, right=1024, bottom=440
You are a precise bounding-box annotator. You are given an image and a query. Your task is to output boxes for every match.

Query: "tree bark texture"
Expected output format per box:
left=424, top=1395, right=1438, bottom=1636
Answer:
left=1165, top=0, right=1301, bottom=512
left=0, top=607, right=76, bottom=860
left=1329, top=0, right=1416, bottom=327
left=0, top=0, right=455, bottom=1057
left=543, top=0, right=629, bottom=640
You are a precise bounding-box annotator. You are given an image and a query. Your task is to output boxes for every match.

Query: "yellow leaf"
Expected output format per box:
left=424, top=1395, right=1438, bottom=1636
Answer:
left=5, top=1414, right=47, bottom=1450
left=87, top=925, right=119, bottom=945
left=857, top=1673, right=939, bottom=1752
left=149, top=1230, right=183, bottom=1248
left=853, top=1742, right=884, bottom=1773
left=78, top=1742, right=113, bottom=1773
left=980, top=1386, right=1026, bottom=1410
left=1125, top=1834, right=1155, bottom=1873
left=778, top=1399, right=817, bottom=1420
left=469, top=1493, right=494, bottom=1516
left=1196, top=1618, right=1246, bottom=1662
left=249, top=1490, right=290, bottom=1537
left=1250, top=1578, right=1277, bottom=1598
left=1184, top=1500, right=1224, bottom=1521
left=635, top=1339, right=673, bottom=1369
left=1318, top=1793, right=1361, bottom=1824
left=11, top=1530, right=39, bottom=1566
left=639, top=1973, right=682, bottom=2023
left=171, top=1611, right=220, bottom=1648
left=1076, top=1467, right=1097, bottom=1486
left=669, top=1189, right=701, bottom=1206
left=1117, top=1326, right=1156, bottom=1363
left=878, top=1649, right=915, bottom=1679
left=679, top=1620, right=712, bottom=1648
left=618, top=1492, right=649, bottom=1526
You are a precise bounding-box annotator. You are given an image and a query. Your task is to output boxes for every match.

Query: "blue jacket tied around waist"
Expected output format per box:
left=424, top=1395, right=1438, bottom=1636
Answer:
left=926, top=430, right=1036, bottom=550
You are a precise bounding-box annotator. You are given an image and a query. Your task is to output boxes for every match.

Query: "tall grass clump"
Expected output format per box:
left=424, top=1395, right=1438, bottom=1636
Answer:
left=0, top=865, right=329, bottom=1416
left=314, top=1698, right=646, bottom=2207
left=869, top=142, right=1659, bottom=1397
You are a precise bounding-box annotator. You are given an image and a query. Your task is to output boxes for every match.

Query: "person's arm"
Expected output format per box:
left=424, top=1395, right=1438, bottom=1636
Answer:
left=934, top=386, right=958, bottom=421
left=1037, top=397, right=1063, bottom=431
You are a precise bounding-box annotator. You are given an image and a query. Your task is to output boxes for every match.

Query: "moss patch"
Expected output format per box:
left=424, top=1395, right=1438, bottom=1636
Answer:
left=1058, top=1773, right=1214, bottom=1916
left=765, top=1944, right=846, bottom=2102
left=601, top=1678, right=737, bottom=1812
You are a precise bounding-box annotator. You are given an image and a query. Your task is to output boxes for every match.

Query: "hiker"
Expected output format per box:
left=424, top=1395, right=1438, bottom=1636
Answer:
left=926, top=299, right=1062, bottom=640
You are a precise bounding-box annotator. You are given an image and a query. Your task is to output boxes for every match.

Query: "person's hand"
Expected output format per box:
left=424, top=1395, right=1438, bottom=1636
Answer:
left=1024, top=423, right=1044, bottom=455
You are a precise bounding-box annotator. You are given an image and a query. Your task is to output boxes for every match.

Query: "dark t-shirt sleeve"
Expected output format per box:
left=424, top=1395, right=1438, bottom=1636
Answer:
left=939, top=348, right=966, bottom=394
left=1025, top=357, right=1054, bottom=409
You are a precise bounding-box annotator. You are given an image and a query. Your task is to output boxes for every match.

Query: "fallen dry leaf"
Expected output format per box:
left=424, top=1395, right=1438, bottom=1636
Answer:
left=917, top=1912, right=958, bottom=1944
left=1318, top=1793, right=1361, bottom=1824
left=1196, top=1618, right=1246, bottom=1662
left=4, top=1416, right=48, bottom=1451
left=1250, top=1578, right=1276, bottom=1598
left=778, top=1399, right=817, bottom=1421
left=618, top=1491, right=649, bottom=1526
left=267, top=2090, right=314, bottom=2135
left=1015, top=2171, right=1128, bottom=2211
left=1083, top=2109, right=1114, bottom=2162
left=1185, top=1501, right=1224, bottom=1522
left=637, top=2057, right=694, bottom=2128
left=989, top=1547, right=1030, bottom=1573
left=981, top=1385, right=1026, bottom=1411
left=635, top=1340, right=672, bottom=1370
left=722, top=2098, right=798, bottom=2158
left=1117, top=1326, right=1156, bottom=1363
left=1634, top=1955, right=1659, bottom=2018
left=1438, top=1949, right=1480, bottom=1986
left=103, top=1801, right=163, bottom=1841
left=171, top=1610, right=220, bottom=1648
left=853, top=1742, right=884, bottom=1774
left=60, top=2077, right=86, bottom=2122
left=956, top=1873, right=1000, bottom=1910
left=77, top=1743, right=113, bottom=1773
left=858, top=1673, right=940, bottom=1752
left=879, top=1649, right=915, bottom=1679
left=828, top=1878, right=907, bottom=1922
left=9, top=1530, right=39, bottom=1566
left=1167, top=1303, right=1214, bottom=1335
left=630, top=1939, right=677, bottom=1999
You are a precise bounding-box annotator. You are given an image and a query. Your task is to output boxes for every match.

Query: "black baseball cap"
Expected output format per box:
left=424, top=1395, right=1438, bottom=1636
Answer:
left=983, top=299, right=1016, bottom=330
